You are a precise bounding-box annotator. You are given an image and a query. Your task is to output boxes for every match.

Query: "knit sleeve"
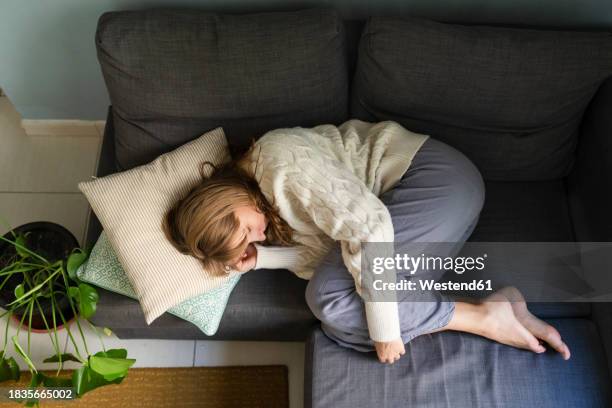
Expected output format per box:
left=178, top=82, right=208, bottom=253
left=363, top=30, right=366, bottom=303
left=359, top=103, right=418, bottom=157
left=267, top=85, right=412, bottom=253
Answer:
left=252, top=243, right=309, bottom=271
left=282, top=146, right=402, bottom=343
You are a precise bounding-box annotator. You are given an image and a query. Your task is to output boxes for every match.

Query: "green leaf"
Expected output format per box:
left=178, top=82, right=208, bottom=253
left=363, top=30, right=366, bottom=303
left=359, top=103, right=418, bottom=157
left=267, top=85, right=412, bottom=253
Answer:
left=24, top=372, right=43, bottom=407
left=94, top=349, right=127, bottom=359
left=14, top=283, right=24, bottom=300
left=0, top=356, right=20, bottom=381
left=67, top=286, right=79, bottom=299
left=40, top=372, right=73, bottom=387
left=72, top=365, right=124, bottom=397
left=7, top=357, right=20, bottom=381
left=71, top=366, right=87, bottom=396
left=43, top=353, right=80, bottom=363
left=24, top=399, right=38, bottom=408
left=12, top=336, right=37, bottom=373
left=28, top=371, right=42, bottom=386
left=5, top=268, right=61, bottom=307
left=89, top=354, right=135, bottom=381
left=67, top=251, right=88, bottom=281
left=73, top=283, right=99, bottom=319
left=15, top=234, right=30, bottom=258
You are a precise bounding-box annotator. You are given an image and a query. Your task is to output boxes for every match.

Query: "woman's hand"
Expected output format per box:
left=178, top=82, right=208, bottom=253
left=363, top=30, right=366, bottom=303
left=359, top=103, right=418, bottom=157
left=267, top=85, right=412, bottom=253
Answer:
left=232, top=243, right=258, bottom=273
left=374, top=338, right=406, bottom=364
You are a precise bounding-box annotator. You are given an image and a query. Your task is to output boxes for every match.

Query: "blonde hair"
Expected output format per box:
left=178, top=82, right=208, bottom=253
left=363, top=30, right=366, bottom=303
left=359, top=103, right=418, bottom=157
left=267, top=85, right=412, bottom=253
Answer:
left=162, top=139, right=297, bottom=276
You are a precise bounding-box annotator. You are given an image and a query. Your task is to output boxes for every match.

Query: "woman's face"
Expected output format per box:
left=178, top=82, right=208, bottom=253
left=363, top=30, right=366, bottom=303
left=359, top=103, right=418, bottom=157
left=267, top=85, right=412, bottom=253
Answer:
left=230, top=204, right=268, bottom=259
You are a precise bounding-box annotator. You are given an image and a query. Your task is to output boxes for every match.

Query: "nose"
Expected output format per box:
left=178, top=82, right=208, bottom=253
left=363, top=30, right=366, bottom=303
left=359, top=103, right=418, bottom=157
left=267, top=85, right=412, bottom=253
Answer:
left=248, top=230, right=264, bottom=243
left=257, top=229, right=266, bottom=241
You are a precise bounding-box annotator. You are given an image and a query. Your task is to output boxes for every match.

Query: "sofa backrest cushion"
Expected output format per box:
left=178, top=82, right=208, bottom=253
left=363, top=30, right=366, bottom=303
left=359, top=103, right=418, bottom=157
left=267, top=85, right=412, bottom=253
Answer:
left=96, top=8, right=348, bottom=171
left=351, top=16, right=612, bottom=181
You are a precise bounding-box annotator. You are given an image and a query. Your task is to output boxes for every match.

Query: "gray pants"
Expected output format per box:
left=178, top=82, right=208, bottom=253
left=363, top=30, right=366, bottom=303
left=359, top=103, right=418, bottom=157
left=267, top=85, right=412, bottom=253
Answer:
left=304, top=137, right=486, bottom=352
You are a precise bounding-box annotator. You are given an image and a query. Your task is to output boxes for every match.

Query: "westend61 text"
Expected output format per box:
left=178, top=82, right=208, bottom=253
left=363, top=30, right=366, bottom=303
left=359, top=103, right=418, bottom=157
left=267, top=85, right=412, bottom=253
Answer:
left=372, top=279, right=493, bottom=292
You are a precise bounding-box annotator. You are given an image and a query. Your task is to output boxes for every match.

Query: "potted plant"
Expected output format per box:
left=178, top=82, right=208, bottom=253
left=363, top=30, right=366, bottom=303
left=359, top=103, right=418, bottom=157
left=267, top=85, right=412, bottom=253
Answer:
left=0, top=220, right=136, bottom=406
left=0, top=223, right=79, bottom=333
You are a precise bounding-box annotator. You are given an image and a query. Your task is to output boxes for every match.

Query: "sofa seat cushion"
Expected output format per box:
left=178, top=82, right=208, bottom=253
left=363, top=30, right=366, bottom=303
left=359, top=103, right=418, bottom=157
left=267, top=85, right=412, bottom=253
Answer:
left=305, top=319, right=612, bottom=408
left=90, top=269, right=317, bottom=340
left=466, top=180, right=590, bottom=318
left=89, top=282, right=589, bottom=340
left=351, top=16, right=612, bottom=181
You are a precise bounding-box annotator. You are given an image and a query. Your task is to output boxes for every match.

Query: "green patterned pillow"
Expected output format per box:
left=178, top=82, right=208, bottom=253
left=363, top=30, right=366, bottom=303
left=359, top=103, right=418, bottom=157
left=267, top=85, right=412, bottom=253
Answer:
left=76, top=230, right=241, bottom=335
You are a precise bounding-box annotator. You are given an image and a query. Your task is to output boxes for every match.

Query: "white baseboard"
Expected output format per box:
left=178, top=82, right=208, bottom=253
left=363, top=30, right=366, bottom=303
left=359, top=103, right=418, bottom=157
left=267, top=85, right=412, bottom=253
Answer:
left=20, top=119, right=106, bottom=137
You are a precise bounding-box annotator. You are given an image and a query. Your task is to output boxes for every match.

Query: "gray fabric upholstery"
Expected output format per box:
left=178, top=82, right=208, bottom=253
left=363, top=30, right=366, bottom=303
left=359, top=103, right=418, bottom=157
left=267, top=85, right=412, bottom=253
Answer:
left=568, top=76, right=612, bottom=241
left=305, top=320, right=612, bottom=408
left=466, top=180, right=591, bottom=318
left=84, top=106, right=114, bottom=252
left=89, top=269, right=316, bottom=341
left=89, top=285, right=590, bottom=341
left=95, top=8, right=349, bottom=171
left=592, top=303, right=612, bottom=389
left=351, top=16, right=612, bottom=181
left=469, top=181, right=575, bottom=242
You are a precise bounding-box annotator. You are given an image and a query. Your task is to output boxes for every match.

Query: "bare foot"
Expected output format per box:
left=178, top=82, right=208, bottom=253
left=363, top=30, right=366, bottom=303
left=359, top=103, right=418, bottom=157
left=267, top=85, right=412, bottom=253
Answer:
left=495, top=286, right=571, bottom=360
left=476, top=290, right=547, bottom=355
left=427, top=290, right=571, bottom=361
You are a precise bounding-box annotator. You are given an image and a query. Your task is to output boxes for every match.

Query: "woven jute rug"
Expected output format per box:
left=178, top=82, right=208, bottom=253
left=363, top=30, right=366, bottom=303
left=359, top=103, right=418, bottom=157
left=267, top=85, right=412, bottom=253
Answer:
left=0, top=365, right=288, bottom=407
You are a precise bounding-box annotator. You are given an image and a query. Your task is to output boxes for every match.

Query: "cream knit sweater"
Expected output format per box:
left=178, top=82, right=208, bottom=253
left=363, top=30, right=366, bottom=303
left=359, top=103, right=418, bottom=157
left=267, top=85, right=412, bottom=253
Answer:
left=241, top=119, right=429, bottom=342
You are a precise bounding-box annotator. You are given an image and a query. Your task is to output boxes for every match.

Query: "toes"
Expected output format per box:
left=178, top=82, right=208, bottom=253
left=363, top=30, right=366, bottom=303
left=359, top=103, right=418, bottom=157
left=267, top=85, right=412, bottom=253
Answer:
left=540, top=325, right=569, bottom=358
left=517, top=312, right=571, bottom=360
left=531, top=322, right=571, bottom=360
left=529, top=337, right=546, bottom=353
left=516, top=323, right=546, bottom=354
left=560, top=343, right=571, bottom=360
left=554, top=338, right=571, bottom=360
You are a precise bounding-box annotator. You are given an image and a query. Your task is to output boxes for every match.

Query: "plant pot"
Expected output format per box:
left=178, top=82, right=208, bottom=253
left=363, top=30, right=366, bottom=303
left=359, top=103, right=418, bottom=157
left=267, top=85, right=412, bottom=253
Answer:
left=10, top=312, right=75, bottom=333
left=7, top=293, right=77, bottom=333
left=0, top=222, right=79, bottom=331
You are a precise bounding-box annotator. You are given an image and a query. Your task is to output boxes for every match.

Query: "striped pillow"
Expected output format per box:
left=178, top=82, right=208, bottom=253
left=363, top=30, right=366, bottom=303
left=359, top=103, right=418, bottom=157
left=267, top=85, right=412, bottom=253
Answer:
left=77, top=230, right=240, bottom=335
left=78, top=128, right=243, bottom=324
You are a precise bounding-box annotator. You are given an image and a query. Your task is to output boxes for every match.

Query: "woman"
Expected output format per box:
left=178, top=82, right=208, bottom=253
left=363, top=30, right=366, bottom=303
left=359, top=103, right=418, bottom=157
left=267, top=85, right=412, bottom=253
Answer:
left=162, top=119, right=571, bottom=365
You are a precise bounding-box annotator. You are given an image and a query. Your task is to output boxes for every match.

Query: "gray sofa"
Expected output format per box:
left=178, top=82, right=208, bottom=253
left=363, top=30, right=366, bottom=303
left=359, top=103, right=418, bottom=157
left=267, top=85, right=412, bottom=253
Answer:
left=84, top=7, right=612, bottom=407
